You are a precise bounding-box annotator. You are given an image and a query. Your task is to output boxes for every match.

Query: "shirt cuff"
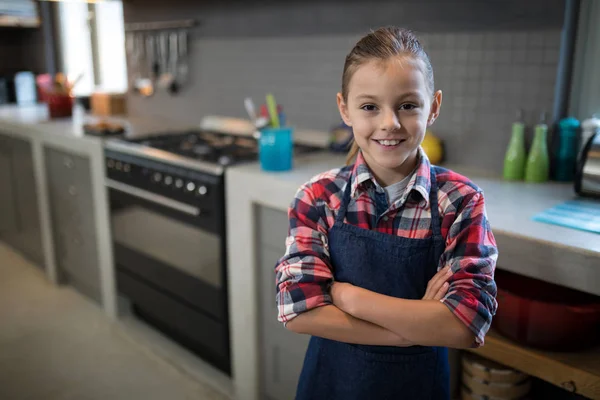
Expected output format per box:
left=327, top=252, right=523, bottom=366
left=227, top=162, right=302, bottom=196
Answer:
left=440, top=293, right=489, bottom=348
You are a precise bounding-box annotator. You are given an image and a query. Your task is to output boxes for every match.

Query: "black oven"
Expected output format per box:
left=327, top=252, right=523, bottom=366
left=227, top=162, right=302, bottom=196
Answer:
left=105, top=149, right=231, bottom=374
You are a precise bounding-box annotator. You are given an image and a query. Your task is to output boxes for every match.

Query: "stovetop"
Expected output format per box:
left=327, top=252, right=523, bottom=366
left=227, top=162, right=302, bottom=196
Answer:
left=124, top=130, right=320, bottom=167
left=129, top=131, right=259, bottom=167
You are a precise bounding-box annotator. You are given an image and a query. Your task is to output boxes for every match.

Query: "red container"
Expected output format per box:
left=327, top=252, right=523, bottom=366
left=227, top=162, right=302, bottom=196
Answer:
left=46, top=93, right=74, bottom=119
left=494, top=269, right=600, bottom=351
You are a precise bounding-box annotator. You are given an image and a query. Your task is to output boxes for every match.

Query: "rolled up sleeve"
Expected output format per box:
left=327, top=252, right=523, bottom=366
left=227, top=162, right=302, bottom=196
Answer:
left=440, top=191, right=498, bottom=347
left=275, top=183, right=334, bottom=325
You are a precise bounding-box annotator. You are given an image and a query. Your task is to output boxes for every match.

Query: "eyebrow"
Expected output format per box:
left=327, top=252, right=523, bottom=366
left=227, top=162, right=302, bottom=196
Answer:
left=355, top=92, right=423, bottom=101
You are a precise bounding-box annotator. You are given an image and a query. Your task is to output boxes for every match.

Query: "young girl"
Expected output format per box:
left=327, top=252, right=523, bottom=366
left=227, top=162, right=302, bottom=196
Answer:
left=275, top=26, right=498, bottom=400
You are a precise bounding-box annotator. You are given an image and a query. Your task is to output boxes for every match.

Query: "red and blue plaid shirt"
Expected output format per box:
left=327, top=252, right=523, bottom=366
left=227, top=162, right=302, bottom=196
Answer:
left=275, top=148, right=498, bottom=346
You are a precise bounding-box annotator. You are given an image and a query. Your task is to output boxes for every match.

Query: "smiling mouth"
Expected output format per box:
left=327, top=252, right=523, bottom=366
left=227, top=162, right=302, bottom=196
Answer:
left=373, top=139, right=406, bottom=147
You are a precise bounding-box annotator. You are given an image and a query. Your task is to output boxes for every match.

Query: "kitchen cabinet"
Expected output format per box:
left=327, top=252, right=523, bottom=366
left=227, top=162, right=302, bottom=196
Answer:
left=0, top=136, right=18, bottom=233
left=0, top=133, right=43, bottom=266
left=44, top=145, right=102, bottom=304
left=256, top=206, right=310, bottom=400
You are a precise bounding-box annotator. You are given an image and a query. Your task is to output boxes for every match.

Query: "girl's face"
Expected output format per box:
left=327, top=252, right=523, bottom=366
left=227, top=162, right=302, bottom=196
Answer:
left=337, top=57, right=442, bottom=186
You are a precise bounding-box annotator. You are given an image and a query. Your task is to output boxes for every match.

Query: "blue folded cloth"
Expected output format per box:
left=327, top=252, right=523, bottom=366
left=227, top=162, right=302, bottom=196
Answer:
left=532, top=199, right=600, bottom=234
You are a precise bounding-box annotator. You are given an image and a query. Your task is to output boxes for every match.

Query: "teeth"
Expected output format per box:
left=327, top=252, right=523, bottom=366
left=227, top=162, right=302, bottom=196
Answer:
left=378, top=139, right=400, bottom=146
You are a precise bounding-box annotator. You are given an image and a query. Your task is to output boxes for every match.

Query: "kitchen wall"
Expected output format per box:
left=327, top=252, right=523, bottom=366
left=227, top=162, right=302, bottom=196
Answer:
left=123, top=0, right=566, bottom=172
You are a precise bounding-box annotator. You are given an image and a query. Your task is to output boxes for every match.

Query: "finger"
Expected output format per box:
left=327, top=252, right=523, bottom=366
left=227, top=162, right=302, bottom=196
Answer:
left=425, top=266, right=451, bottom=299
left=431, top=266, right=451, bottom=290
left=433, top=282, right=450, bottom=301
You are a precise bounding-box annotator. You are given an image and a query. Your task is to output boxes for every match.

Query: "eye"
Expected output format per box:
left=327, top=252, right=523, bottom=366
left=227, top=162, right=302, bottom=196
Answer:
left=399, top=103, right=418, bottom=111
left=360, top=104, right=378, bottom=112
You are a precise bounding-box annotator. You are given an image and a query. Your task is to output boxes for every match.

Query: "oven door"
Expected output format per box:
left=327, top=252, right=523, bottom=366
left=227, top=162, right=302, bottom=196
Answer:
left=107, top=178, right=227, bottom=319
left=107, top=179, right=230, bottom=372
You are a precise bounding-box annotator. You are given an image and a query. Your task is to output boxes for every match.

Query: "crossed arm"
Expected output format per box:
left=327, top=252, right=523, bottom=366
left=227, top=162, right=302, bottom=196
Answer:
left=277, top=186, right=497, bottom=349
left=286, top=265, right=475, bottom=348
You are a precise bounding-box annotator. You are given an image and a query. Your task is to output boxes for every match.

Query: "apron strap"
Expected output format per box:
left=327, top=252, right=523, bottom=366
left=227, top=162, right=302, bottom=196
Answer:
left=428, top=166, right=442, bottom=239
left=428, top=166, right=446, bottom=269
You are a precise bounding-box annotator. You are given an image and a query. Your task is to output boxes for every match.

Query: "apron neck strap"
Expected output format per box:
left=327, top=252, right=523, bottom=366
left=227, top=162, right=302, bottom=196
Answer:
left=428, top=166, right=443, bottom=239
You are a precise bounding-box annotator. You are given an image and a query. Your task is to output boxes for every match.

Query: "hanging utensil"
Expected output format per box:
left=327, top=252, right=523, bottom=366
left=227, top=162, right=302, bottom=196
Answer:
left=138, top=33, right=156, bottom=97
left=132, top=33, right=146, bottom=95
left=177, top=30, right=189, bottom=85
left=125, top=32, right=136, bottom=92
left=158, top=31, right=172, bottom=90
left=168, top=31, right=180, bottom=94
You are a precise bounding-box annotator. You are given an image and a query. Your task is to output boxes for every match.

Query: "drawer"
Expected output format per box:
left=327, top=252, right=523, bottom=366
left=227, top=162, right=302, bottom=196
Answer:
left=56, top=228, right=100, bottom=287
left=117, top=270, right=230, bottom=372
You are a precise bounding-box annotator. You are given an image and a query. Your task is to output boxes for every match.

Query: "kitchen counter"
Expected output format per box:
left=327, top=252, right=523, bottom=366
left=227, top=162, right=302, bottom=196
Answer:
left=225, top=151, right=600, bottom=400
left=228, top=151, right=600, bottom=257
left=0, top=104, right=196, bottom=141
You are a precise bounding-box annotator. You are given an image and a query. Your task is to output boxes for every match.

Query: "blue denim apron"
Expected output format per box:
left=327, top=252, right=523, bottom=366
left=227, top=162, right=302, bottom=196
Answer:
left=296, top=167, right=449, bottom=400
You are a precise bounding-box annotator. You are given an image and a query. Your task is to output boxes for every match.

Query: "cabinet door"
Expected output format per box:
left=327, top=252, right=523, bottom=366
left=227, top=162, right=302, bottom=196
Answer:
left=257, top=206, right=310, bottom=400
left=259, top=243, right=310, bottom=400
left=45, top=147, right=102, bottom=304
left=9, top=137, right=43, bottom=266
left=0, top=138, right=18, bottom=233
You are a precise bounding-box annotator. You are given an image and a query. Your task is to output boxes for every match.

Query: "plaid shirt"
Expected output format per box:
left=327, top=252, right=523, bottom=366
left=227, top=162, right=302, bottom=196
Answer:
left=275, top=148, right=498, bottom=346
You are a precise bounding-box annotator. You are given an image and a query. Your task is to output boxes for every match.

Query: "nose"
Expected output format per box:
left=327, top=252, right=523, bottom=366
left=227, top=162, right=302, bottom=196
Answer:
left=381, top=109, right=401, bottom=131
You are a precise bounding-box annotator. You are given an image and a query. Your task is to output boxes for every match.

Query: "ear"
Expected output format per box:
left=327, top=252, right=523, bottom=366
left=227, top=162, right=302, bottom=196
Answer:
left=427, top=90, right=442, bottom=127
left=337, top=93, right=352, bottom=126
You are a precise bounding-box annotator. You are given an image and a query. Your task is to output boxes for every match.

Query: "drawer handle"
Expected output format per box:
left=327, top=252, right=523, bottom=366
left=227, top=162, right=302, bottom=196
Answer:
left=64, top=157, right=74, bottom=169
left=560, top=381, right=576, bottom=392
left=68, top=186, right=77, bottom=196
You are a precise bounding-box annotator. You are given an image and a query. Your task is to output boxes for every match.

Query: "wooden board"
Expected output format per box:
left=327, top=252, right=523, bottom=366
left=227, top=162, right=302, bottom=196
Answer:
left=465, top=330, right=600, bottom=399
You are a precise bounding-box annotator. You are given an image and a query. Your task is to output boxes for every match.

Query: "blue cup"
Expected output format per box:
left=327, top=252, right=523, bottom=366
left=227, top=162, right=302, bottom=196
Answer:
left=259, top=127, right=293, bottom=171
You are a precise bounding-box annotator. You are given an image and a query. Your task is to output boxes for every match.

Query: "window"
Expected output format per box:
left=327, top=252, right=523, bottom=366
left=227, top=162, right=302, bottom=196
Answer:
left=56, top=0, right=127, bottom=96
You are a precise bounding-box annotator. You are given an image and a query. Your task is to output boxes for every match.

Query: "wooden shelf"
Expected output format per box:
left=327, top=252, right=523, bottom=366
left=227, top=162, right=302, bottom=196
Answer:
left=465, top=330, right=600, bottom=399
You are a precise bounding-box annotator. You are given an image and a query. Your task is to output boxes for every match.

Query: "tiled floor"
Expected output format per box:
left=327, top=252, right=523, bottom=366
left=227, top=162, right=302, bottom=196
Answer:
left=0, top=242, right=230, bottom=400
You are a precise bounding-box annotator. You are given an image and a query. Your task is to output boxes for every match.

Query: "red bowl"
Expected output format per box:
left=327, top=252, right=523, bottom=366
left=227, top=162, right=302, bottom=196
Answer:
left=494, top=269, right=600, bottom=352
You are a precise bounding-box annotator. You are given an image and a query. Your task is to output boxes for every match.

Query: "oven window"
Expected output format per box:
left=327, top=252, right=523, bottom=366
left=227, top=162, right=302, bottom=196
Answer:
left=111, top=205, right=221, bottom=289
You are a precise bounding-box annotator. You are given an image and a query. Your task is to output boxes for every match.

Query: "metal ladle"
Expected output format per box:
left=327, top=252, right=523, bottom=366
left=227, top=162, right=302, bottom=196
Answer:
left=140, top=34, right=158, bottom=97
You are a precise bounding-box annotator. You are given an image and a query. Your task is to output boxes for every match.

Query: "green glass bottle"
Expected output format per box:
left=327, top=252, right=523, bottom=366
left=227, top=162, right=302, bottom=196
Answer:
left=524, top=112, right=550, bottom=183
left=503, top=110, right=527, bottom=181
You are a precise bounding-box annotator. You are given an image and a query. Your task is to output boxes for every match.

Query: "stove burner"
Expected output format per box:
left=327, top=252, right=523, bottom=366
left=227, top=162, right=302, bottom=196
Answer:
left=193, top=145, right=212, bottom=156
left=124, top=129, right=320, bottom=167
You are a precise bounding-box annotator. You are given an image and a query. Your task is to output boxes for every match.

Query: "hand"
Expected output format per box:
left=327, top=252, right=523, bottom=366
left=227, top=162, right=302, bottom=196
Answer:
left=422, top=265, right=452, bottom=301
left=331, top=281, right=358, bottom=313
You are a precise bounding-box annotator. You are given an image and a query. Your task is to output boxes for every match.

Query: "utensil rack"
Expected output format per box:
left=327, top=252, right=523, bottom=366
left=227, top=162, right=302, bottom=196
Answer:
left=125, top=19, right=196, bottom=32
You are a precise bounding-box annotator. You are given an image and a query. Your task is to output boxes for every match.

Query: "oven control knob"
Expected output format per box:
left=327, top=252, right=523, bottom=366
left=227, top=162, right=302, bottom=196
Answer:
left=123, top=164, right=131, bottom=173
left=153, top=172, right=162, bottom=182
left=164, top=176, right=173, bottom=186
left=175, top=179, right=184, bottom=189
left=115, top=161, right=122, bottom=171
left=186, top=182, right=196, bottom=192
left=107, top=159, right=115, bottom=169
left=197, top=185, right=208, bottom=196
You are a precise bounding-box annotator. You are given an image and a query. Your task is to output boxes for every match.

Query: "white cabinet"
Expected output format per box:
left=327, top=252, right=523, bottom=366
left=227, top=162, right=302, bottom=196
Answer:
left=44, top=145, right=102, bottom=304
left=256, top=206, right=310, bottom=400
left=0, top=133, right=43, bottom=266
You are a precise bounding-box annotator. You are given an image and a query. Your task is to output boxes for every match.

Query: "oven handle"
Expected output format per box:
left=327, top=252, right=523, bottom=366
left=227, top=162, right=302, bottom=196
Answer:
left=106, top=178, right=201, bottom=216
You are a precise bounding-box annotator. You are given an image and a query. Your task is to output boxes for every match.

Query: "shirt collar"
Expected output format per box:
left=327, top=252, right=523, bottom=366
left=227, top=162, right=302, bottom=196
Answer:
left=350, top=147, right=432, bottom=205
